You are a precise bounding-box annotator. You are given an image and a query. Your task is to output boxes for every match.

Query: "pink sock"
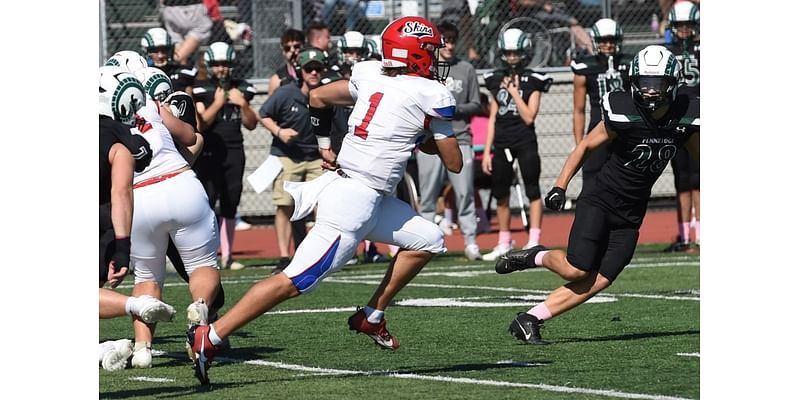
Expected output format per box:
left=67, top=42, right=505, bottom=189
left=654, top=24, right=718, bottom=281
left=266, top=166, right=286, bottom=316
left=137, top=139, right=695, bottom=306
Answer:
left=219, top=217, right=236, bottom=258
left=498, top=230, right=511, bottom=246
left=693, top=221, right=700, bottom=243
left=527, top=303, right=552, bottom=321
left=534, top=250, right=549, bottom=267
left=527, top=228, right=541, bottom=246
left=679, top=222, right=690, bottom=243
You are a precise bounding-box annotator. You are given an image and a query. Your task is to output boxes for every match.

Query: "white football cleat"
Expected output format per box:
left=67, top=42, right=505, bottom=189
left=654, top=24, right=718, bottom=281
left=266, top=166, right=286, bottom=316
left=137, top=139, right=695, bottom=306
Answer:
left=187, top=298, right=209, bottom=326
left=130, top=341, right=152, bottom=368
left=100, top=339, right=133, bottom=371
left=481, top=243, right=513, bottom=261
left=137, top=295, right=176, bottom=324
left=464, top=244, right=482, bottom=261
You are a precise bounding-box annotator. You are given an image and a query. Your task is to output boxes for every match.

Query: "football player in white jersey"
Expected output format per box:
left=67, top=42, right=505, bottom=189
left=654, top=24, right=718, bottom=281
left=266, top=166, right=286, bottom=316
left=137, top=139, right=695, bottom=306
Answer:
left=186, top=16, right=463, bottom=386
left=115, top=63, right=223, bottom=369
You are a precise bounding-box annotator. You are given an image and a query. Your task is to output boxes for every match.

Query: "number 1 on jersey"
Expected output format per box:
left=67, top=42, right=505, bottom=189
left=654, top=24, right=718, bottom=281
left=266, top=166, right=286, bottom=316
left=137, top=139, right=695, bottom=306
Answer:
left=354, top=92, right=384, bottom=139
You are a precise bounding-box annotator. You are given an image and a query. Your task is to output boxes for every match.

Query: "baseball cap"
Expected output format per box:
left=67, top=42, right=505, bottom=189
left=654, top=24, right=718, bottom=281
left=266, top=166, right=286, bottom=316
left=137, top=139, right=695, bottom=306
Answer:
left=297, top=47, right=327, bottom=67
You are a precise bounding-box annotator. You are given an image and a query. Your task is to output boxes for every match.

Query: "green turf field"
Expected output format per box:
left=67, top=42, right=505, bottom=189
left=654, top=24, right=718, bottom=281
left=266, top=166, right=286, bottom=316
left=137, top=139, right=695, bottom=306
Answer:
left=99, top=244, right=699, bottom=399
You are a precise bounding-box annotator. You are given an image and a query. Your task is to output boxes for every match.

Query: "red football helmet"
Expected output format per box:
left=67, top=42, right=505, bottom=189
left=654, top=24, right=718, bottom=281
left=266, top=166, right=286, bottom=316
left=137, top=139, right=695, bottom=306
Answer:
left=380, top=16, right=448, bottom=81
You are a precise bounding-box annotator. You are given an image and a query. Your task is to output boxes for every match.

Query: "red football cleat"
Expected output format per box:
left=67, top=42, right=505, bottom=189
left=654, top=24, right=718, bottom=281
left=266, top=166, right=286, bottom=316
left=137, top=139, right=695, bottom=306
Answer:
left=347, top=307, right=400, bottom=350
left=187, top=324, right=219, bottom=385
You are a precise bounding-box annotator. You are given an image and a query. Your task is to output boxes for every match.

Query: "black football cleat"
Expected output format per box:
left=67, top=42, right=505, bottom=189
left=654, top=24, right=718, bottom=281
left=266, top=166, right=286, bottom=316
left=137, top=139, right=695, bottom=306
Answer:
left=508, top=312, right=547, bottom=345
left=495, top=245, right=547, bottom=274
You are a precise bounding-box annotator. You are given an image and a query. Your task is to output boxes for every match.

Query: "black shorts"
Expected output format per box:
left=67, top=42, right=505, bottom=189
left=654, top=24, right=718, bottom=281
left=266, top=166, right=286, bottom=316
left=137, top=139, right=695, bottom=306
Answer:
left=195, top=135, right=245, bottom=218
left=566, top=202, right=639, bottom=282
left=490, top=141, right=542, bottom=200
left=671, top=147, right=700, bottom=192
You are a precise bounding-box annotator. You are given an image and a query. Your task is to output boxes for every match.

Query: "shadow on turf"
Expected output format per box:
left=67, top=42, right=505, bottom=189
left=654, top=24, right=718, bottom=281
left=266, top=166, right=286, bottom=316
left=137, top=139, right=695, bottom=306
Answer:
left=556, top=329, right=700, bottom=344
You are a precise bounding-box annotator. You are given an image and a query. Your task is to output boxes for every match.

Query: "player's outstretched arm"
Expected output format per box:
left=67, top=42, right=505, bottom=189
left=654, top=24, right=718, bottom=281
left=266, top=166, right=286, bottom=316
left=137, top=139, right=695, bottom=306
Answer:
left=434, top=136, right=463, bottom=173
left=309, top=79, right=354, bottom=108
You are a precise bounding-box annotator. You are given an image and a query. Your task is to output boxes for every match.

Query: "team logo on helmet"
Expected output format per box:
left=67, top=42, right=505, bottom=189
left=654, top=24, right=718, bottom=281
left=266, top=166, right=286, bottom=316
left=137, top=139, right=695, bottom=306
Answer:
left=402, top=21, right=433, bottom=39
left=112, top=75, right=145, bottom=126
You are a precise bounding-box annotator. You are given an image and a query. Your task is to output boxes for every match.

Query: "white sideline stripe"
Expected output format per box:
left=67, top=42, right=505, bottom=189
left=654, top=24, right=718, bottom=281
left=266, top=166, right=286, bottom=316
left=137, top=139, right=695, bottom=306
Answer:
left=326, top=279, right=700, bottom=301
left=116, top=259, right=697, bottom=290
left=226, top=358, right=691, bottom=400
left=676, top=353, right=700, bottom=357
left=128, top=376, right=175, bottom=383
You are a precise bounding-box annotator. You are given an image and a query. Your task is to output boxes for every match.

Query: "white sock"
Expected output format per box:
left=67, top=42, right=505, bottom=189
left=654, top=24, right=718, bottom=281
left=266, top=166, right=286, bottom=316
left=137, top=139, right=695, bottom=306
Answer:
left=443, top=208, right=454, bottom=224
left=363, top=306, right=384, bottom=324
left=125, top=296, right=137, bottom=316
left=209, top=324, right=223, bottom=346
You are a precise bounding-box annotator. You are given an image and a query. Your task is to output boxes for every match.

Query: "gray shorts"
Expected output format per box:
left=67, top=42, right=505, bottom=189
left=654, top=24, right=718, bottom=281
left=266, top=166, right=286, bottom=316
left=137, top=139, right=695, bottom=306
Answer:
left=161, top=3, right=212, bottom=44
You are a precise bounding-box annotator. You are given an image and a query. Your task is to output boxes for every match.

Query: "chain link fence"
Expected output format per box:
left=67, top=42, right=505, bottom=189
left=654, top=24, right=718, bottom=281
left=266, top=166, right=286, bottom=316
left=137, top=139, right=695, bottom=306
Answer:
left=100, top=0, right=676, bottom=218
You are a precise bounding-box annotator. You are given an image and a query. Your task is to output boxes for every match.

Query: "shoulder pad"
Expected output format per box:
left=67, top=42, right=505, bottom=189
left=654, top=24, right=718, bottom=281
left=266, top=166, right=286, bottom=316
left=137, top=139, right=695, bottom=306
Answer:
left=165, top=91, right=197, bottom=126
left=601, top=91, right=641, bottom=123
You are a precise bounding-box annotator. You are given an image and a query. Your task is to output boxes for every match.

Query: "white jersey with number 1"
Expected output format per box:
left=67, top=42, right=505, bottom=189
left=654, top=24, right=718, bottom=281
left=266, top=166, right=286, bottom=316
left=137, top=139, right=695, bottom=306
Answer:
left=337, top=60, right=456, bottom=193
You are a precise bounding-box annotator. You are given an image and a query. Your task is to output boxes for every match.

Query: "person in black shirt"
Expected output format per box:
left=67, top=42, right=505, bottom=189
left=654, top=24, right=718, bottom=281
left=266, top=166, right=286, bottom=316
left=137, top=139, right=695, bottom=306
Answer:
left=495, top=46, right=699, bottom=345
left=193, top=42, right=258, bottom=270
left=481, top=28, right=553, bottom=261
left=141, top=27, right=198, bottom=95
left=571, top=18, right=631, bottom=195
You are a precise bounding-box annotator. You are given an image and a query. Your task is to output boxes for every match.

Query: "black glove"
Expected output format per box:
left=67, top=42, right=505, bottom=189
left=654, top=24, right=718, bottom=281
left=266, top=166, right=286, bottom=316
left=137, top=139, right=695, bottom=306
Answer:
left=545, top=187, right=566, bottom=211
left=111, top=237, right=132, bottom=273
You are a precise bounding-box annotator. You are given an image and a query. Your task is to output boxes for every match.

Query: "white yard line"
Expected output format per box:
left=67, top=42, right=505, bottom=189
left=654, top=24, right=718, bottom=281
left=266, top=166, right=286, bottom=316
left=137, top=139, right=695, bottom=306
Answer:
left=128, top=376, right=175, bottom=383
left=676, top=353, right=700, bottom=358
left=215, top=358, right=694, bottom=400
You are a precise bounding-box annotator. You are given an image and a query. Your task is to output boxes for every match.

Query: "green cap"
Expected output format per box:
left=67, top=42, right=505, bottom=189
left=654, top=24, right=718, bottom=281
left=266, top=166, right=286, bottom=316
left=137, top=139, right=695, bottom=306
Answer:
left=297, top=47, right=327, bottom=67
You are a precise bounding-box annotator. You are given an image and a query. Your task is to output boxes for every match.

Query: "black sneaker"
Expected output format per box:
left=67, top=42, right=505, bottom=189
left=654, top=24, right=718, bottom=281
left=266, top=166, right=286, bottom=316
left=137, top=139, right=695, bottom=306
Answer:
left=663, top=240, right=690, bottom=253
left=495, top=245, right=547, bottom=274
left=509, top=312, right=547, bottom=345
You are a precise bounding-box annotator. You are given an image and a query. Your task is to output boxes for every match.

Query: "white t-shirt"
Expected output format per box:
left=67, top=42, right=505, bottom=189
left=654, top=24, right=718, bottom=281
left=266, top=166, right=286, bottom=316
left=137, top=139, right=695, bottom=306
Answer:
left=338, top=60, right=456, bottom=193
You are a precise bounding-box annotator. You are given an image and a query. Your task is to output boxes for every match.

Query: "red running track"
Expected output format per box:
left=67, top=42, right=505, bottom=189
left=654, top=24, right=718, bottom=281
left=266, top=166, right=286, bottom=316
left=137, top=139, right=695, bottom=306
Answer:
left=230, top=208, right=678, bottom=260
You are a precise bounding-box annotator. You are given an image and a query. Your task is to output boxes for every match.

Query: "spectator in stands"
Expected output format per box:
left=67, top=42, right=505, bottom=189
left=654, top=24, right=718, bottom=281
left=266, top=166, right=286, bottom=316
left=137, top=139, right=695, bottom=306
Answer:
left=320, top=0, right=364, bottom=33
left=193, top=42, right=258, bottom=271
left=159, top=0, right=213, bottom=65
left=141, top=27, right=198, bottom=96
left=306, top=22, right=337, bottom=70
left=258, top=48, right=327, bottom=274
left=664, top=0, right=700, bottom=252
left=267, top=28, right=305, bottom=95
left=416, top=22, right=483, bottom=261
left=480, top=28, right=553, bottom=261
left=570, top=18, right=630, bottom=195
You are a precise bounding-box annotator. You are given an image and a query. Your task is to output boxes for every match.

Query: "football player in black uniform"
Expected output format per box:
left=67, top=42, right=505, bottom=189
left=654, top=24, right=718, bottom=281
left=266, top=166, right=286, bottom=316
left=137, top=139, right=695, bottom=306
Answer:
left=193, top=42, right=258, bottom=270
left=495, top=45, right=699, bottom=345
left=481, top=28, right=553, bottom=261
left=665, top=1, right=701, bottom=252
left=571, top=18, right=631, bottom=195
left=141, top=27, right=197, bottom=96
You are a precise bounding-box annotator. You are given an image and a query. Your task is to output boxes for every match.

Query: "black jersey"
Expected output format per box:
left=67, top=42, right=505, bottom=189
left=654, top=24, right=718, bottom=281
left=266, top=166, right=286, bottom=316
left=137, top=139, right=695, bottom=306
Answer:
left=582, top=91, right=700, bottom=226
left=668, top=40, right=700, bottom=96
left=158, top=63, right=197, bottom=93
left=483, top=68, right=552, bottom=147
left=571, top=53, right=632, bottom=127
left=193, top=78, right=256, bottom=147
left=99, top=117, right=153, bottom=205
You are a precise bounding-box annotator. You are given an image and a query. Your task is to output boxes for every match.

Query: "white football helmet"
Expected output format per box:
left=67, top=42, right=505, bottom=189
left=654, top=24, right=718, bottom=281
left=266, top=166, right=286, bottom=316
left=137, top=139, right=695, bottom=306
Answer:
left=204, top=42, right=236, bottom=67
left=629, top=45, right=681, bottom=112
left=99, top=66, right=146, bottom=126
left=134, top=67, right=173, bottom=102
left=337, top=31, right=374, bottom=66
left=105, top=50, right=148, bottom=73
left=590, top=18, right=623, bottom=57
left=497, top=28, right=532, bottom=66
left=141, top=28, right=173, bottom=66
left=669, top=2, right=700, bottom=39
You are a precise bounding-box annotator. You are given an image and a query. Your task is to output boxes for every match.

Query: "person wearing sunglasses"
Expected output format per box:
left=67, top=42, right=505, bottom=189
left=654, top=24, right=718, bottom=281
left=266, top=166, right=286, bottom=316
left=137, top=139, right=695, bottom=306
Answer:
left=268, top=28, right=305, bottom=96
left=258, top=47, right=329, bottom=274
